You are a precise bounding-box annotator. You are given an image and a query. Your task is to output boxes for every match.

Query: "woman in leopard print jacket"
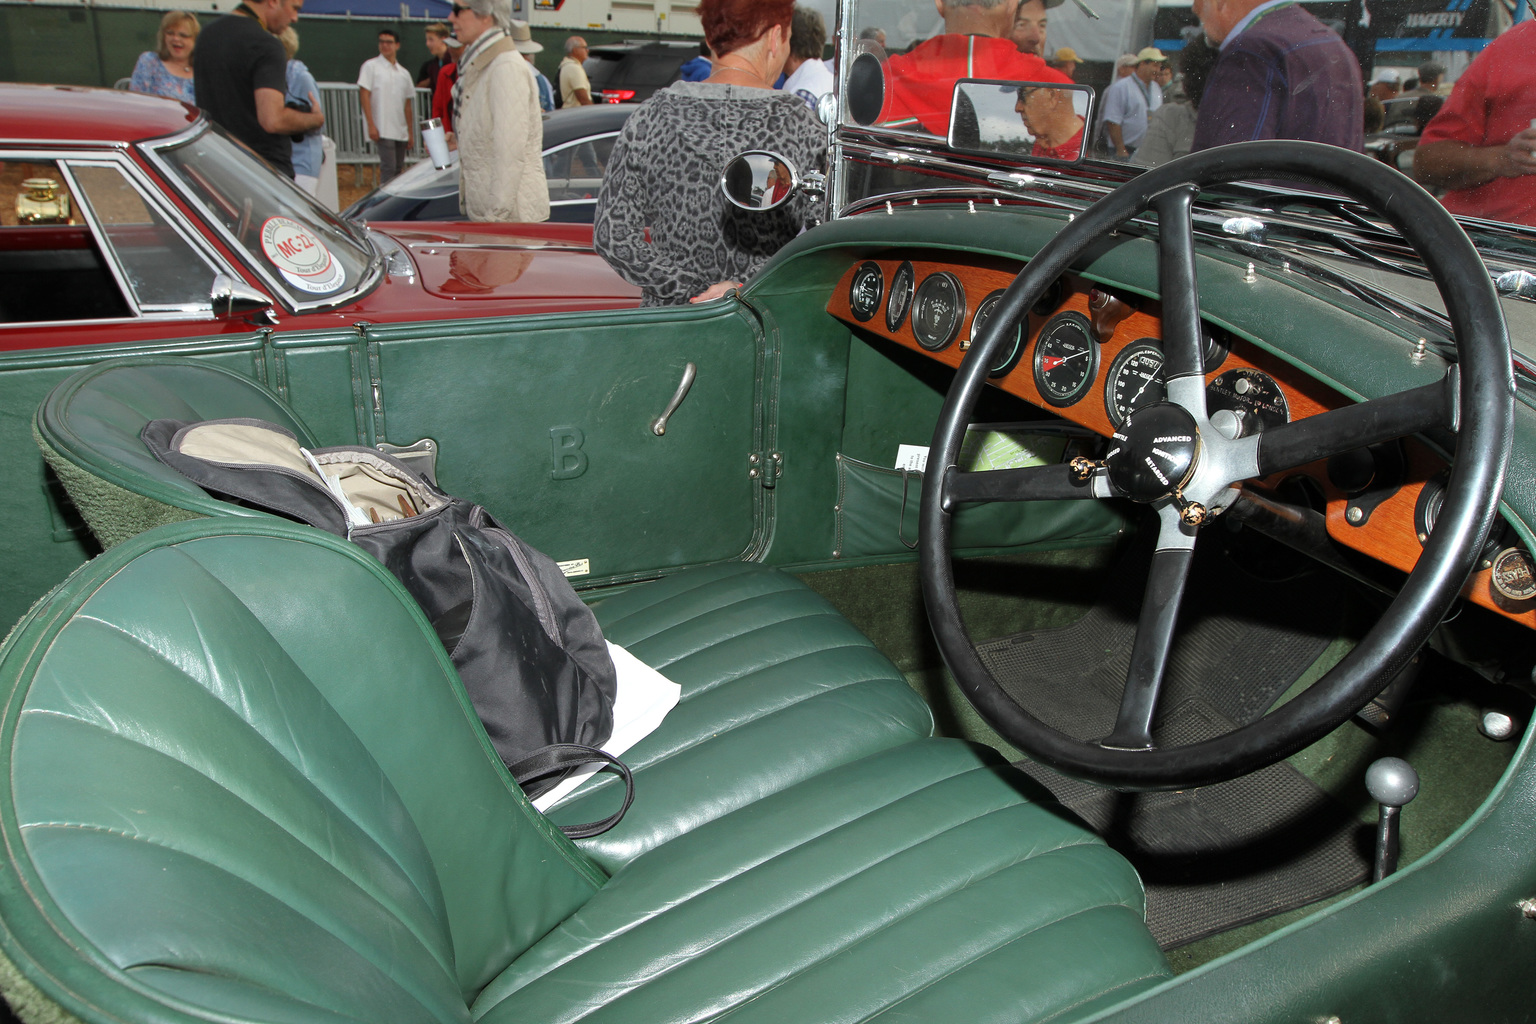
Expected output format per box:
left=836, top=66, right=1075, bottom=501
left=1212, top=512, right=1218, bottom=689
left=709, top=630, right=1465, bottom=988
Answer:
left=593, top=0, right=826, bottom=306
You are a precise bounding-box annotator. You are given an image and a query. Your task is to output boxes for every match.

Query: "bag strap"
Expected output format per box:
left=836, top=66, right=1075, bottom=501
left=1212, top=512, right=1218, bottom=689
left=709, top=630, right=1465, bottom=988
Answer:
left=506, top=744, right=635, bottom=839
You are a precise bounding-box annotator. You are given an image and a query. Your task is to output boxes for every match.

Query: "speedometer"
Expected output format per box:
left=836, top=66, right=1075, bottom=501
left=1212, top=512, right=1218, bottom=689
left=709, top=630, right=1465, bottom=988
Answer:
left=1032, top=311, right=1099, bottom=407
left=1105, top=340, right=1166, bottom=427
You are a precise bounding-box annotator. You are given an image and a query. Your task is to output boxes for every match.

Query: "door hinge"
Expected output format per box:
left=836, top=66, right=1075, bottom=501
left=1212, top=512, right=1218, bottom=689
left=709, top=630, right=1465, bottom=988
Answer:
left=749, top=451, right=783, bottom=488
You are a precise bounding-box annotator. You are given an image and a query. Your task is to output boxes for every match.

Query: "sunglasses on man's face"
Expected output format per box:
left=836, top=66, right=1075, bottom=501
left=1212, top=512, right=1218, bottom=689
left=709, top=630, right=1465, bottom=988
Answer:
left=451, top=4, right=469, bottom=14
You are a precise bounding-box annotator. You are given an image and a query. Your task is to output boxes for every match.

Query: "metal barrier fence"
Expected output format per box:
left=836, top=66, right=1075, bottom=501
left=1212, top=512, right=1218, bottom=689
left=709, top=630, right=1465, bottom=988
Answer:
left=317, top=83, right=433, bottom=185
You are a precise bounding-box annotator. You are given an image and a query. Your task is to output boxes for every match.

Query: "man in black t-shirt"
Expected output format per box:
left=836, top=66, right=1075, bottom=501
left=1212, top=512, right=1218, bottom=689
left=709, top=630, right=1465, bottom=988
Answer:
left=194, top=0, right=324, bottom=178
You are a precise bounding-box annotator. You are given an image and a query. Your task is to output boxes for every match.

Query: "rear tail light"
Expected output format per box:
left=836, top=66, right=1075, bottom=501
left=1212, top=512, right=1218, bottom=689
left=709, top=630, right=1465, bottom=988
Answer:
left=603, top=90, right=636, bottom=103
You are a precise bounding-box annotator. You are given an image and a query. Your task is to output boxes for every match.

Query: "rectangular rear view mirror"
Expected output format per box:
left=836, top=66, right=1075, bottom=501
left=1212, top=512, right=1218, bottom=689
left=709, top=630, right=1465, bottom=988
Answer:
left=947, top=79, right=1097, bottom=164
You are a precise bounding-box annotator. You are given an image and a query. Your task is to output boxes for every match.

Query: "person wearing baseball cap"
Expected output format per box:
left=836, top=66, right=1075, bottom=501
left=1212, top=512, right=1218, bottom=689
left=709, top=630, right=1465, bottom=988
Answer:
left=1096, top=46, right=1165, bottom=158
left=1051, top=45, right=1079, bottom=79
left=1009, top=0, right=1062, bottom=57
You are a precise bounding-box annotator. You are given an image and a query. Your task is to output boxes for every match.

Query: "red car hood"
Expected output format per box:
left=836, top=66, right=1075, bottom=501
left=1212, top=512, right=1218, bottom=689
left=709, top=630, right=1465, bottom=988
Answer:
left=373, top=222, right=641, bottom=304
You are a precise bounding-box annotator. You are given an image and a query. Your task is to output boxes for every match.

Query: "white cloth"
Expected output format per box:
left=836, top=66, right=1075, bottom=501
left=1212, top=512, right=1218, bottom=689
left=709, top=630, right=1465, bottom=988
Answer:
left=530, top=642, right=682, bottom=811
left=781, top=58, right=834, bottom=109
left=1097, top=72, right=1161, bottom=150
left=456, top=34, right=550, bottom=222
left=357, top=54, right=415, bottom=141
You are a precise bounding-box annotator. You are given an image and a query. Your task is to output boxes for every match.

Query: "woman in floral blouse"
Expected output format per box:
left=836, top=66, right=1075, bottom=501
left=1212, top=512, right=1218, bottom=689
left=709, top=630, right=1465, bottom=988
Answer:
left=130, top=11, right=199, bottom=105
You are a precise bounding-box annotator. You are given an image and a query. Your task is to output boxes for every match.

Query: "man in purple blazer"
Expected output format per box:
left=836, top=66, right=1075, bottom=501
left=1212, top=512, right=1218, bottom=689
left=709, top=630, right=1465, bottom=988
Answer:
left=1189, top=0, right=1363, bottom=153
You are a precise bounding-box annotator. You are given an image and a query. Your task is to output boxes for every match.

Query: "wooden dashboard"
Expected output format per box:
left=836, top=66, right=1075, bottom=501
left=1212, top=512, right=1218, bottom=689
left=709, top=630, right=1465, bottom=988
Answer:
left=828, top=254, right=1536, bottom=631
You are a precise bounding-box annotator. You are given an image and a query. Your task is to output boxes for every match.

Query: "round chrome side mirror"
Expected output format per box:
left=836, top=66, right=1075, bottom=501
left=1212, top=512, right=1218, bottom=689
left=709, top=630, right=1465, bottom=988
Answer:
left=720, top=151, right=824, bottom=212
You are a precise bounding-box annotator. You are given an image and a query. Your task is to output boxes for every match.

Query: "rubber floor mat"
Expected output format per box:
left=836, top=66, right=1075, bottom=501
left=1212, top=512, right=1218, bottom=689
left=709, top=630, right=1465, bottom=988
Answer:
left=977, top=542, right=1371, bottom=948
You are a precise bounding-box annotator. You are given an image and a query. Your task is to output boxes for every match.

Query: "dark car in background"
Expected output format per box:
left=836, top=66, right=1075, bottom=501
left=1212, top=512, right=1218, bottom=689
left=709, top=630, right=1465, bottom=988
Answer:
left=343, top=104, right=634, bottom=223
left=583, top=39, right=701, bottom=103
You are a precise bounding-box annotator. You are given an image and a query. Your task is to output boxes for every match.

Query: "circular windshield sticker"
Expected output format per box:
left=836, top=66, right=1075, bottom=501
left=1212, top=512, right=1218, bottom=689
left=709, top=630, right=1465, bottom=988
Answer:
left=259, top=216, right=345, bottom=294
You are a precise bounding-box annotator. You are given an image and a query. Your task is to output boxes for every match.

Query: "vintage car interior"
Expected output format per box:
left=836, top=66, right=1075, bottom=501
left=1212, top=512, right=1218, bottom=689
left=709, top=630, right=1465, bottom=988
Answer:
left=1, top=4, right=1535, bottom=1023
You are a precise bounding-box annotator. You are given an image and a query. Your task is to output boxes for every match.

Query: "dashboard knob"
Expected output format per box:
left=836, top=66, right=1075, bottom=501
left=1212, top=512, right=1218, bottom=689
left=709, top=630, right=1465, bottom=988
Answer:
left=1210, top=407, right=1245, bottom=439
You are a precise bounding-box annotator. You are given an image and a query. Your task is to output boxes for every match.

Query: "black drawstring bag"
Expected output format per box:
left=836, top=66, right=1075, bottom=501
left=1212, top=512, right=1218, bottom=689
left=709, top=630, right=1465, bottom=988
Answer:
left=143, top=417, right=631, bottom=837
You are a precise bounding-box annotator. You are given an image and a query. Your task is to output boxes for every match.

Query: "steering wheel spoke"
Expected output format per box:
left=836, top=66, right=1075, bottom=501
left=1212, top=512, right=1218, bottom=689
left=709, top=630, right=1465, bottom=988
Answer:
left=1101, top=506, right=1197, bottom=751
left=942, top=462, right=1109, bottom=509
left=1254, top=371, right=1458, bottom=478
left=1154, top=187, right=1209, bottom=421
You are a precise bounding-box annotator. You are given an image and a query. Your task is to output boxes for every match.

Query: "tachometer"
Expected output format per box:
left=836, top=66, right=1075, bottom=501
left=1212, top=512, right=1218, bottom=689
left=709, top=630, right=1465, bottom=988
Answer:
left=968, top=289, right=1024, bottom=377
left=886, top=260, right=915, bottom=332
left=1032, top=311, right=1099, bottom=407
left=1206, top=368, right=1289, bottom=437
left=912, top=272, right=965, bottom=350
left=848, top=261, right=883, bottom=322
left=1105, top=340, right=1166, bottom=427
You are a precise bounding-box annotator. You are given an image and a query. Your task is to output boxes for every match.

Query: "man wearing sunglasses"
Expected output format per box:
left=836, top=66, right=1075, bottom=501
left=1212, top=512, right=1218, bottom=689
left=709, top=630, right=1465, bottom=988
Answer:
left=448, top=0, right=549, bottom=222
left=194, top=0, right=324, bottom=179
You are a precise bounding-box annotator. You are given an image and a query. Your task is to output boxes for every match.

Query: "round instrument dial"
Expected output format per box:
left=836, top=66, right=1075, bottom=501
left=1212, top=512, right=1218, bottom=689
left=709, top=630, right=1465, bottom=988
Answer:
left=1032, top=311, right=1099, bottom=407
left=912, top=272, right=965, bottom=351
left=848, top=261, right=883, bottom=322
left=1206, top=368, right=1289, bottom=437
left=969, top=289, right=1024, bottom=377
left=1105, top=340, right=1166, bottom=427
left=886, top=261, right=915, bottom=332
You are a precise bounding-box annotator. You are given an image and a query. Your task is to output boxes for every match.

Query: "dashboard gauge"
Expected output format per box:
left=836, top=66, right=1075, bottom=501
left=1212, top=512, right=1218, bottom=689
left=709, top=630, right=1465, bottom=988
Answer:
left=969, top=289, right=1025, bottom=377
left=1414, top=472, right=1449, bottom=545
left=912, top=272, right=965, bottom=351
left=886, top=260, right=915, bottom=332
left=1206, top=368, right=1289, bottom=437
left=1201, top=324, right=1230, bottom=373
left=848, top=261, right=883, bottom=322
left=1031, top=277, right=1064, bottom=318
left=1105, top=340, right=1166, bottom=427
left=1032, top=311, right=1099, bottom=407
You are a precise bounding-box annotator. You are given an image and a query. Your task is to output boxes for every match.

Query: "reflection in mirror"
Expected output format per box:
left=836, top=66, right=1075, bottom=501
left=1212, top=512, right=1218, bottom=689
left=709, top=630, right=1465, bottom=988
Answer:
left=948, top=79, right=1095, bottom=163
left=845, top=50, right=886, bottom=127
left=720, top=151, right=798, bottom=211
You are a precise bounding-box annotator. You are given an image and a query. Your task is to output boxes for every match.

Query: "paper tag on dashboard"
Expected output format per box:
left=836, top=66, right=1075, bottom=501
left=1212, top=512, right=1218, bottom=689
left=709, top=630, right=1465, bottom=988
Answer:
left=557, top=558, right=590, bottom=578
left=894, top=445, right=929, bottom=472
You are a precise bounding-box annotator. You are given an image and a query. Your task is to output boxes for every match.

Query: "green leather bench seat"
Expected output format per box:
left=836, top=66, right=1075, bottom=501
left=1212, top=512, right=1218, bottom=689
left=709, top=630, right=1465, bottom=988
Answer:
left=0, top=519, right=1171, bottom=1024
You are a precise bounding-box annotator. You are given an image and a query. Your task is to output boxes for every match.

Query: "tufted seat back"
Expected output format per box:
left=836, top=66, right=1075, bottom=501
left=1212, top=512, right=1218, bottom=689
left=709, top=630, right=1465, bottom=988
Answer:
left=2, top=520, right=602, bottom=1023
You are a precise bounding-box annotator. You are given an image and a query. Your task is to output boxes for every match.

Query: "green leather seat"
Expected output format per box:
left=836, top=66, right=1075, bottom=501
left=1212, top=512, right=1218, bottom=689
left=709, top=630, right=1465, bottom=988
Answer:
left=0, top=519, right=1171, bottom=1024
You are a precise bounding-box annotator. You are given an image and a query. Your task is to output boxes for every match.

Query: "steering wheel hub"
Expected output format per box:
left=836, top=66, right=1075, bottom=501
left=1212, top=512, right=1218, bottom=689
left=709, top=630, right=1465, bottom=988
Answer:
left=1106, top=402, right=1201, bottom=503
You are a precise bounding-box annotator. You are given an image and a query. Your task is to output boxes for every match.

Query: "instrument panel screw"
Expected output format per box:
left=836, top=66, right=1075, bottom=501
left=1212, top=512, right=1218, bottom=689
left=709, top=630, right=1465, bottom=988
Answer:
left=1412, top=337, right=1427, bottom=363
left=1346, top=506, right=1365, bottom=525
left=1519, top=897, right=1536, bottom=920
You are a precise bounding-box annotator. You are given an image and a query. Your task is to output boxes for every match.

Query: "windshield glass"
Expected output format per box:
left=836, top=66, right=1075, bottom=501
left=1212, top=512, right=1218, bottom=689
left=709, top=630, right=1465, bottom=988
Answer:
left=836, top=0, right=1536, bottom=235
left=150, top=126, right=376, bottom=306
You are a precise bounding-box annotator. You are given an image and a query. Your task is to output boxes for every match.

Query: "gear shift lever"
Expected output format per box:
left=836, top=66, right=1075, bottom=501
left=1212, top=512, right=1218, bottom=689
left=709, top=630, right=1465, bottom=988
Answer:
left=1366, top=757, right=1419, bottom=882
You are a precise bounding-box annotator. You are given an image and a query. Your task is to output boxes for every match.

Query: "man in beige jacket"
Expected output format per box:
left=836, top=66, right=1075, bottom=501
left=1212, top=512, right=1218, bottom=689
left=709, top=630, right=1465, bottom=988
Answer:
left=447, top=0, right=549, bottom=222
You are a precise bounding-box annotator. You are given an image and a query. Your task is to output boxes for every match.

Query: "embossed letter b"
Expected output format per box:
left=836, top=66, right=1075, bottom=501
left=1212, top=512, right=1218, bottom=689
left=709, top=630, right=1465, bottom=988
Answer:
left=550, top=425, right=588, bottom=479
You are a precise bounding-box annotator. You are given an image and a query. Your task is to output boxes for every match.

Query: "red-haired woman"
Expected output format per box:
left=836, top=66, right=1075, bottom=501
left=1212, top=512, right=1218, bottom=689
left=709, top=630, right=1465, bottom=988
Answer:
left=594, top=0, right=826, bottom=306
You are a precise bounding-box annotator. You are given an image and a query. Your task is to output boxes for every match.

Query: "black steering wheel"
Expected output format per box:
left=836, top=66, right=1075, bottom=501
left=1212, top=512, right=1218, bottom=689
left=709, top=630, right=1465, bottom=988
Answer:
left=919, top=140, right=1513, bottom=790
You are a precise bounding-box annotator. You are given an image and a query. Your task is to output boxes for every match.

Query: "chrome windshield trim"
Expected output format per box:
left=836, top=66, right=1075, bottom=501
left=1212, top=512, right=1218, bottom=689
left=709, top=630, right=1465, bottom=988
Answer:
left=140, top=121, right=382, bottom=314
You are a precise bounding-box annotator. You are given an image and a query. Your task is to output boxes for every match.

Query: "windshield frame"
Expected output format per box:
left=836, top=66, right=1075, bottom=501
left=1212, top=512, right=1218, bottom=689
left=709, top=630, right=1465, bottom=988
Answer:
left=140, top=118, right=382, bottom=314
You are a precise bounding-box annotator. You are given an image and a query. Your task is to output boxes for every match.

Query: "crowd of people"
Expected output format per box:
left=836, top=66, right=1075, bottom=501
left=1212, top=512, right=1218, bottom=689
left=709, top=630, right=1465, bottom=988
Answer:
left=121, top=0, right=1534, bottom=300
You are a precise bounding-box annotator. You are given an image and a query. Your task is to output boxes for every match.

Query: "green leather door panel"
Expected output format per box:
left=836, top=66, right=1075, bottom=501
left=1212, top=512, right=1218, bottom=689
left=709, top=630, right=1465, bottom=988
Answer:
left=363, top=307, right=763, bottom=586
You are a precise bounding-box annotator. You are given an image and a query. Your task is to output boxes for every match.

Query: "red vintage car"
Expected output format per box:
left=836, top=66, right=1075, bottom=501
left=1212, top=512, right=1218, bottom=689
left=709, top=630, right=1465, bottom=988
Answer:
left=0, top=83, right=638, bottom=354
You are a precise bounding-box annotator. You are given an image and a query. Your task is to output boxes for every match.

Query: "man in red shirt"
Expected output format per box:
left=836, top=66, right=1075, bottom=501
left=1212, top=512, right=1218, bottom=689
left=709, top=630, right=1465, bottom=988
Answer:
left=1413, top=20, right=1536, bottom=228
left=881, top=0, right=1068, bottom=135
left=1017, top=82, right=1084, bottom=160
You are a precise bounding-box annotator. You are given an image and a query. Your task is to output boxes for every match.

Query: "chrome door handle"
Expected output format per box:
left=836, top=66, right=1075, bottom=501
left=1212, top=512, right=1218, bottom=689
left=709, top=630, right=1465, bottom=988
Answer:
left=651, top=362, right=697, bottom=436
